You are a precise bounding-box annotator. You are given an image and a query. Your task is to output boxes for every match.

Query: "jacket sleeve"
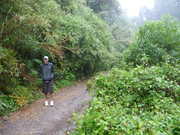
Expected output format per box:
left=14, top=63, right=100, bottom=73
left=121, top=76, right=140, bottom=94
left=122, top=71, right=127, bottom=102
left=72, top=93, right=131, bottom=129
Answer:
left=52, top=63, right=54, bottom=73
left=51, top=63, right=55, bottom=79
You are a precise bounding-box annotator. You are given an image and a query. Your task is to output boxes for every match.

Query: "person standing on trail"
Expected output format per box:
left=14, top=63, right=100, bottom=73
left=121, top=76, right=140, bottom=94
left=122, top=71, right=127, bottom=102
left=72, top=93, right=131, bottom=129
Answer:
left=39, top=56, right=54, bottom=106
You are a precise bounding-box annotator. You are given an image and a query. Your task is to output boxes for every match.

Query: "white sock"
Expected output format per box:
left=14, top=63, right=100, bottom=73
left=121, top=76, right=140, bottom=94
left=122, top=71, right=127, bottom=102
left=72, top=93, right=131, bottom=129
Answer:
left=50, top=100, right=54, bottom=106
left=44, top=100, right=48, bottom=106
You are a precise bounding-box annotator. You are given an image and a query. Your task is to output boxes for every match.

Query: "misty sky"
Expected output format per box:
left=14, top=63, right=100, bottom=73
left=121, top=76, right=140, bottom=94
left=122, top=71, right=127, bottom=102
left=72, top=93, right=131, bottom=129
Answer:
left=119, top=0, right=155, bottom=17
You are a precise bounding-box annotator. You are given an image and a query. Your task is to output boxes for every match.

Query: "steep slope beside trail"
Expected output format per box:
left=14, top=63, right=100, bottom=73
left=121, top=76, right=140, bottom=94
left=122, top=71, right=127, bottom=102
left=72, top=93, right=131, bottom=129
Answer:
left=0, top=81, right=91, bottom=135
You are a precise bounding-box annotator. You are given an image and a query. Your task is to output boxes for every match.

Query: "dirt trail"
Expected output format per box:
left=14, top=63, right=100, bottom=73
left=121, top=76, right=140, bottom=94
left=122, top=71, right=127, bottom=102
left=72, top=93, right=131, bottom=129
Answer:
left=0, top=81, right=91, bottom=135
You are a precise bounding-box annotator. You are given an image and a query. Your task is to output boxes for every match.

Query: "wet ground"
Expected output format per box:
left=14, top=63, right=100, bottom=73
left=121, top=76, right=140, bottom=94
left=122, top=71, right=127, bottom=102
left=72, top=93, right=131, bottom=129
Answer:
left=0, top=81, right=91, bottom=135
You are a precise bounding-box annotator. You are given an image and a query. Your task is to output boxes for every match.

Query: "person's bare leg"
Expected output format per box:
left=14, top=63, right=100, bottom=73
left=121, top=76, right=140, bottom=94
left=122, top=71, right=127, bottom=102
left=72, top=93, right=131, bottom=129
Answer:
left=43, top=82, right=49, bottom=106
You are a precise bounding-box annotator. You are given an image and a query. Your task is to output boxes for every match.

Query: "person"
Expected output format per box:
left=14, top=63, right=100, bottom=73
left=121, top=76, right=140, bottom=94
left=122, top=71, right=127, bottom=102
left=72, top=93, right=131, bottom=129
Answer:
left=39, top=56, right=54, bottom=106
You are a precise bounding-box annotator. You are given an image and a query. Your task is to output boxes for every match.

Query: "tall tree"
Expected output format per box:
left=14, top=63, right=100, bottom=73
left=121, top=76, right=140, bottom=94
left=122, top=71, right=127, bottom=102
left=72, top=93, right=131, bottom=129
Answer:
left=86, top=0, right=132, bottom=52
left=86, top=0, right=122, bottom=24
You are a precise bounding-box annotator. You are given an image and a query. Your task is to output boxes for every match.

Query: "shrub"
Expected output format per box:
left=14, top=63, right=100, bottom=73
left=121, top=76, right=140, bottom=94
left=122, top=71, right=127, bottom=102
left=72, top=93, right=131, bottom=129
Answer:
left=0, top=47, right=22, bottom=94
left=93, top=64, right=180, bottom=104
left=72, top=65, right=180, bottom=135
left=124, top=16, right=180, bottom=66
left=0, top=95, right=19, bottom=116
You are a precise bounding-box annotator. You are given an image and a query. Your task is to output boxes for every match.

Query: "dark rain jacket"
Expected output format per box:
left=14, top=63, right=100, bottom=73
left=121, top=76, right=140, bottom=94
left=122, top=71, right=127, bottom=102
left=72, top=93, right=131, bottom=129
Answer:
left=39, top=62, right=54, bottom=81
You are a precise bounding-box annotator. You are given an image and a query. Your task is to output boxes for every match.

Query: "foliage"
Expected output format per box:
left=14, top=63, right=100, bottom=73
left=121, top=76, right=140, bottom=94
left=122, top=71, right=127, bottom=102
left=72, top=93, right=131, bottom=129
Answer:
left=0, top=47, right=22, bottom=94
left=0, top=0, right=118, bottom=116
left=124, top=16, right=180, bottom=66
left=72, top=10, right=180, bottom=135
left=87, top=0, right=133, bottom=54
left=55, top=12, right=114, bottom=76
left=72, top=65, right=180, bottom=135
left=0, top=95, right=19, bottom=116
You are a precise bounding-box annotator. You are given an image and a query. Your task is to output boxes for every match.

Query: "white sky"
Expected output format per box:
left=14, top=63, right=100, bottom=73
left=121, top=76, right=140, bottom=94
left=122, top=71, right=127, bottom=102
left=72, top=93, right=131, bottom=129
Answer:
left=118, top=0, right=155, bottom=17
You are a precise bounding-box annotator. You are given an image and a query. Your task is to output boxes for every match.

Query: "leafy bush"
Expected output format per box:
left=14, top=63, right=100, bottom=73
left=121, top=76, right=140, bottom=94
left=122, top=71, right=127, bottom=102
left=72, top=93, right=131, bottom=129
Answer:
left=0, top=95, right=19, bottom=116
left=72, top=65, right=180, bottom=135
left=0, top=47, right=22, bottom=94
left=52, top=11, right=113, bottom=76
left=124, top=16, right=180, bottom=66
left=0, top=0, right=117, bottom=116
left=72, top=15, right=180, bottom=135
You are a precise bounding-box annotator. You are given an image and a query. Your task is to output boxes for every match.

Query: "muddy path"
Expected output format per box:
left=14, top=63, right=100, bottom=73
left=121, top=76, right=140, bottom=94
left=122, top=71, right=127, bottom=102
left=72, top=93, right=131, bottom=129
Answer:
left=0, top=81, right=91, bottom=135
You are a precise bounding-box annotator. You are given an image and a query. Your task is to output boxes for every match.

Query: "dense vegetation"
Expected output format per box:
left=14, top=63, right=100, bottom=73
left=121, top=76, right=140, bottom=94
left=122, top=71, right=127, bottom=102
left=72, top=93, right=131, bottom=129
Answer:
left=1, top=0, right=179, bottom=134
left=124, top=16, right=180, bottom=66
left=87, top=0, right=132, bottom=52
left=0, top=0, right=124, bottom=116
left=72, top=17, right=180, bottom=135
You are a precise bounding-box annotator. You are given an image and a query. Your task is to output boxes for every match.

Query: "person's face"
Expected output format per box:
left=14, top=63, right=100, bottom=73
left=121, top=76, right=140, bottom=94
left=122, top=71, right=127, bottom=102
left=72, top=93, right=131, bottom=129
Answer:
left=43, top=58, right=48, bottom=64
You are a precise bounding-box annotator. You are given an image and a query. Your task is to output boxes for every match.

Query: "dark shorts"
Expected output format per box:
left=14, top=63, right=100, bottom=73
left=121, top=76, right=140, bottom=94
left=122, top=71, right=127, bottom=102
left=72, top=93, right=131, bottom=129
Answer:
left=42, top=80, right=53, bottom=95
